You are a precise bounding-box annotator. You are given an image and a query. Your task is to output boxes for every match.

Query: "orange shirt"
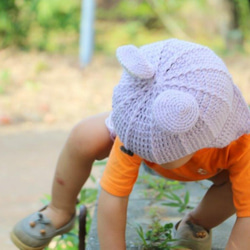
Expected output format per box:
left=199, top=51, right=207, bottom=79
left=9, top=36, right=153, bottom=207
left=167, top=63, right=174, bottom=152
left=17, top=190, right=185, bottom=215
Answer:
left=100, top=134, right=250, bottom=217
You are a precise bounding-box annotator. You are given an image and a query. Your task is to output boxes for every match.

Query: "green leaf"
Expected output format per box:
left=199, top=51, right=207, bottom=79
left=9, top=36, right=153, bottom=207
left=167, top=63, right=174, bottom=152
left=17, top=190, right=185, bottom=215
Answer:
left=79, top=188, right=98, bottom=204
left=90, top=174, right=96, bottom=183
left=93, top=160, right=107, bottom=166
left=168, top=191, right=182, bottom=203
left=162, top=202, right=180, bottom=207
left=135, top=225, right=148, bottom=246
left=184, top=191, right=190, bottom=205
left=164, top=223, right=173, bottom=230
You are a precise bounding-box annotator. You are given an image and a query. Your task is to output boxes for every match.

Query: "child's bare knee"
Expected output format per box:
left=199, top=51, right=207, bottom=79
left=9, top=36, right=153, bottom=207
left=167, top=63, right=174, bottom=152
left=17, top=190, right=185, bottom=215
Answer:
left=66, top=115, right=113, bottom=160
left=66, top=121, right=96, bottom=158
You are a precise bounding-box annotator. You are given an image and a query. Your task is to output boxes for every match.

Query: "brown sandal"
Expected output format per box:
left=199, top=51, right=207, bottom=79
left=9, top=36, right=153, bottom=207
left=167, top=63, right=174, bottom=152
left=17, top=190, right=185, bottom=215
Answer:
left=173, top=220, right=212, bottom=250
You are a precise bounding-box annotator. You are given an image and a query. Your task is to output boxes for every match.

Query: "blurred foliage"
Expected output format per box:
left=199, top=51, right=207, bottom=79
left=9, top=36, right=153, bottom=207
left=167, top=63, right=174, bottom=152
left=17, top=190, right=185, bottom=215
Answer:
left=0, top=0, right=249, bottom=53
left=95, top=0, right=226, bottom=54
left=0, top=0, right=80, bottom=52
left=233, top=0, right=250, bottom=39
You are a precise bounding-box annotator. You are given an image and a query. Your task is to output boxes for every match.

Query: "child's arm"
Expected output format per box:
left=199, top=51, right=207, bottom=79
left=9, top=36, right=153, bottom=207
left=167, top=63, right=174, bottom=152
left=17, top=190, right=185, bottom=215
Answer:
left=97, top=188, right=129, bottom=250
left=226, top=217, right=250, bottom=249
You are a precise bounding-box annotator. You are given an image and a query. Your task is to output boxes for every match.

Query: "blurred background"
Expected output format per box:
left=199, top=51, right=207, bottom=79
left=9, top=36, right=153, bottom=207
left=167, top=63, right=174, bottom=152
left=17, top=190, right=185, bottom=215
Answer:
left=0, top=0, right=250, bottom=129
left=0, top=1, right=250, bottom=249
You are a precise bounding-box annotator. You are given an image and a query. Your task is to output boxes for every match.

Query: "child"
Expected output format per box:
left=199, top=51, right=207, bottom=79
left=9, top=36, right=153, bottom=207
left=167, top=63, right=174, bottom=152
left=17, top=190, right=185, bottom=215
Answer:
left=11, top=39, right=250, bottom=250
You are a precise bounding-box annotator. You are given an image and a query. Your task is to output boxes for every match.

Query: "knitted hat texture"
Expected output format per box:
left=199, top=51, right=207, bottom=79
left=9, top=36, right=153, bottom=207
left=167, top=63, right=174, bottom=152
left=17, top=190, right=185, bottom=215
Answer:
left=111, top=39, right=250, bottom=164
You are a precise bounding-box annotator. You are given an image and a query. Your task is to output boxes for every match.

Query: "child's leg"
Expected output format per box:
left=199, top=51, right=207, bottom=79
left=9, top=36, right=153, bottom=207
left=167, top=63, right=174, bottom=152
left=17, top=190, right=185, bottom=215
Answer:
left=41, top=112, right=114, bottom=228
left=11, top=112, right=114, bottom=249
left=179, top=170, right=235, bottom=230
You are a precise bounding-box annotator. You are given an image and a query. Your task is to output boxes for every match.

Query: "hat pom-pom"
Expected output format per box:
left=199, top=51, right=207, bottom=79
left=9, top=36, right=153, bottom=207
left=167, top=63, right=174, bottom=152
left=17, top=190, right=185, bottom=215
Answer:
left=116, top=45, right=155, bottom=80
left=153, top=90, right=200, bottom=134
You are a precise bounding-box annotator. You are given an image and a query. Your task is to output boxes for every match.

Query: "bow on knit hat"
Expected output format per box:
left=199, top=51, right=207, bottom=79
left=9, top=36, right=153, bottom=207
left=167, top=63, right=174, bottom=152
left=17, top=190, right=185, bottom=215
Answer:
left=111, top=39, right=250, bottom=164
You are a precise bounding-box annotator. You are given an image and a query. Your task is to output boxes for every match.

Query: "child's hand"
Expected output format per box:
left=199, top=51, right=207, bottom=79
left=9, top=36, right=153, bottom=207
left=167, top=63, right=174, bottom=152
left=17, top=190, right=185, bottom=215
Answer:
left=97, top=188, right=129, bottom=250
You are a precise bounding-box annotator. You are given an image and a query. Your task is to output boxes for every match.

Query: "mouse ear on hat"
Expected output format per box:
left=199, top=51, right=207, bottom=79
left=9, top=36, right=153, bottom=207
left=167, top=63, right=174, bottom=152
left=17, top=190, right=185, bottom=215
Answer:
left=116, top=45, right=155, bottom=80
left=153, top=90, right=200, bottom=134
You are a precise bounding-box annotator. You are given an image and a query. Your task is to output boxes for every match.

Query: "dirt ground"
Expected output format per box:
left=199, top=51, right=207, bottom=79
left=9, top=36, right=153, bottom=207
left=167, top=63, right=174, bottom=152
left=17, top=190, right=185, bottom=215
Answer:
left=0, top=49, right=250, bottom=132
left=0, top=49, right=121, bottom=132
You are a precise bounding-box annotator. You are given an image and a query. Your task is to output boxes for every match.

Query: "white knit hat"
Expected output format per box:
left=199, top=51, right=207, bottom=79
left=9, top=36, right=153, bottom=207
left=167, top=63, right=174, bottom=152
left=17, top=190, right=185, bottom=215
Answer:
left=110, top=39, right=250, bottom=164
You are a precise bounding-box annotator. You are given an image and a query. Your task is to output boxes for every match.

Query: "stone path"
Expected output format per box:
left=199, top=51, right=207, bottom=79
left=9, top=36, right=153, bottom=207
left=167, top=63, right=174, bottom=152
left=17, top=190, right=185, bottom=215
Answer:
left=86, top=168, right=235, bottom=250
